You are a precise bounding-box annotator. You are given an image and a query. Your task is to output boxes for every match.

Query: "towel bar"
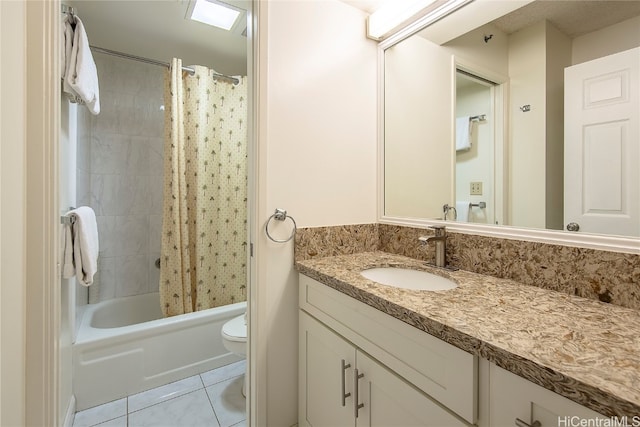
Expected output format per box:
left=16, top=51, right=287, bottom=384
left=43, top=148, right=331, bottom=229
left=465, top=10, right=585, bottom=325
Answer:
left=469, top=202, right=486, bottom=209
left=61, top=206, right=77, bottom=225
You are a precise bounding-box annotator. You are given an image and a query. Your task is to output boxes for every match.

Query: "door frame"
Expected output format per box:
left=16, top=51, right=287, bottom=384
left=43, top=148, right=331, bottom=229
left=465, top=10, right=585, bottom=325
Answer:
left=453, top=56, right=509, bottom=226
left=21, top=0, right=263, bottom=425
left=23, top=1, right=61, bottom=425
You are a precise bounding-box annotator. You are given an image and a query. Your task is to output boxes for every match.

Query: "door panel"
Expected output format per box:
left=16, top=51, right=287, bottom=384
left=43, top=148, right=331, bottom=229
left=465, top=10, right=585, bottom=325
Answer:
left=355, top=351, right=466, bottom=427
left=299, top=312, right=355, bottom=427
left=565, top=47, right=639, bottom=236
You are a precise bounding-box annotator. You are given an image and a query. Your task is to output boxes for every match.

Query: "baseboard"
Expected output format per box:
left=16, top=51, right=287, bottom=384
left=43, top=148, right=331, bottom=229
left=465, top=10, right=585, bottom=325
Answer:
left=63, top=395, right=76, bottom=427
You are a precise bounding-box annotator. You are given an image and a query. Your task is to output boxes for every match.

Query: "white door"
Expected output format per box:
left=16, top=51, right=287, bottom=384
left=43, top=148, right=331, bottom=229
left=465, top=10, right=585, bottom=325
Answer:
left=564, top=47, right=639, bottom=237
left=299, top=312, right=355, bottom=427
left=355, top=350, right=466, bottom=427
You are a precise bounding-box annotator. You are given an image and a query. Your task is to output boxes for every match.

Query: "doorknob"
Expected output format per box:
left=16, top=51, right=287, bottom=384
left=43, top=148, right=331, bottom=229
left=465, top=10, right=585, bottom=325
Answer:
left=566, top=222, right=580, bottom=232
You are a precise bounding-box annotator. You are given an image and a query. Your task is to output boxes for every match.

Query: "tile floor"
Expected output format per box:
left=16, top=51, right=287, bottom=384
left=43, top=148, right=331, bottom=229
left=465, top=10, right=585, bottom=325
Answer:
left=72, top=360, right=246, bottom=427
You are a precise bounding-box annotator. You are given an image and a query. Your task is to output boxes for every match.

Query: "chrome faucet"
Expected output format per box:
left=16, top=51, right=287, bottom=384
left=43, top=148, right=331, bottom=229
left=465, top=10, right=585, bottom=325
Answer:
left=419, top=225, right=448, bottom=268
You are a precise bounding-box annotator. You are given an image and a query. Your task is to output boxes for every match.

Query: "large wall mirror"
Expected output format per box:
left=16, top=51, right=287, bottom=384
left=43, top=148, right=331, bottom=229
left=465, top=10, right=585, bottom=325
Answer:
left=382, top=0, right=640, bottom=245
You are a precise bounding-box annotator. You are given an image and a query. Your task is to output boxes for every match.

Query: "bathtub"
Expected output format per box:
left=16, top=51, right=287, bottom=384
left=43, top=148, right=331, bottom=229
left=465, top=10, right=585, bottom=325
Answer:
left=73, top=292, right=245, bottom=411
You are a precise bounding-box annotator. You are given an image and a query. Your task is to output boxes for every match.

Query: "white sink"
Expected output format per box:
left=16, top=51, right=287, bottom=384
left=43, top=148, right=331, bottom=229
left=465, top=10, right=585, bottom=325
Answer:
left=361, top=267, right=457, bottom=291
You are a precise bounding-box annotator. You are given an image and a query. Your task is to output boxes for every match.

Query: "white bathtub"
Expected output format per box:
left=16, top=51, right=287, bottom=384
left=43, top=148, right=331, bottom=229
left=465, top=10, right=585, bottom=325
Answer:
left=73, top=292, right=245, bottom=411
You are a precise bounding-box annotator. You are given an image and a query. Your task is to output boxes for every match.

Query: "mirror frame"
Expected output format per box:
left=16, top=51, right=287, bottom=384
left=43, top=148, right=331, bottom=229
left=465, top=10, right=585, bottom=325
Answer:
left=376, top=4, right=640, bottom=255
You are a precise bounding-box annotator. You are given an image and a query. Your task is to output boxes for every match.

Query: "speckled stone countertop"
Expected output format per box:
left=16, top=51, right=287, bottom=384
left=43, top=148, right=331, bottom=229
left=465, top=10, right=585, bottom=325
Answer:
left=296, top=251, right=640, bottom=417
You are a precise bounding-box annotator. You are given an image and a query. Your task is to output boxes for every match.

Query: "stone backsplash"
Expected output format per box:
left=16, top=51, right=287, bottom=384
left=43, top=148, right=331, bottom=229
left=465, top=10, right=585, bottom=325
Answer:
left=295, top=223, right=640, bottom=311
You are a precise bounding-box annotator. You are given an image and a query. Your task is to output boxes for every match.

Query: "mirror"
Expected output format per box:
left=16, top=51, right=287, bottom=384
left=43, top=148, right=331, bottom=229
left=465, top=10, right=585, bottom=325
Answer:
left=383, top=0, right=640, bottom=238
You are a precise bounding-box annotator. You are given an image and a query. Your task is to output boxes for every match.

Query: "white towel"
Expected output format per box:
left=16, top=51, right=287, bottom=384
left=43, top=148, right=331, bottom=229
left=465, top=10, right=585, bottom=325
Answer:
left=455, top=116, right=472, bottom=152
left=64, top=16, right=100, bottom=115
left=60, top=14, right=74, bottom=81
left=62, top=207, right=99, bottom=286
left=456, top=201, right=471, bottom=222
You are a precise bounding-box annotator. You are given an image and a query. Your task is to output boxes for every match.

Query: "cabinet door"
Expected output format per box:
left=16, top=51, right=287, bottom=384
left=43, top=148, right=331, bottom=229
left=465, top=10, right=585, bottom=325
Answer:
left=355, top=350, right=467, bottom=427
left=490, top=364, right=606, bottom=426
left=300, top=312, right=355, bottom=427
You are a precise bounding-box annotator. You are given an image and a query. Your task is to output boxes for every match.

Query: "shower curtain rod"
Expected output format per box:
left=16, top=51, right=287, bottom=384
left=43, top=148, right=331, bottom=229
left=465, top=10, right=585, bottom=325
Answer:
left=89, top=46, right=240, bottom=85
left=60, top=5, right=239, bottom=84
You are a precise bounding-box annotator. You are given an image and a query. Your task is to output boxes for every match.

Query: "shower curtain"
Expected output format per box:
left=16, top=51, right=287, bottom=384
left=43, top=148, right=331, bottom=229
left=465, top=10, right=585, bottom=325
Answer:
left=160, top=58, right=247, bottom=317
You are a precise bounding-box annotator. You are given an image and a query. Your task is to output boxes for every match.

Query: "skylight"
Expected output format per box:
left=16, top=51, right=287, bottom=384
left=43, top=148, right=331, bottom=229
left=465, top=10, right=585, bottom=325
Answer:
left=190, top=0, right=241, bottom=31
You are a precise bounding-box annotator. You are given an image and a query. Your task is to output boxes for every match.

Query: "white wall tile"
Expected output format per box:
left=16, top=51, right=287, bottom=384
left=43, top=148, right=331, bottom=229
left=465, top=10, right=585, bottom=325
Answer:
left=148, top=214, right=163, bottom=253
left=96, top=256, right=116, bottom=302
left=148, top=253, right=160, bottom=294
left=115, top=254, right=149, bottom=297
left=88, top=52, right=165, bottom=300
left=115, top=215, right=149, bottom=255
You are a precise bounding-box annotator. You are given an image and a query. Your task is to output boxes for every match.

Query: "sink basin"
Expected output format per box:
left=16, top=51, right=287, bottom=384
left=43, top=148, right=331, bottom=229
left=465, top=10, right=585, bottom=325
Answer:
left=361, top=267, right=457, bottom=291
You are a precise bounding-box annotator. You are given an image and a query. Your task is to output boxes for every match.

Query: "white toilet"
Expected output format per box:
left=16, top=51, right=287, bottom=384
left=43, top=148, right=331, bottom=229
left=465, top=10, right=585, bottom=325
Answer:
left=221, top=313, right=247, bottom=397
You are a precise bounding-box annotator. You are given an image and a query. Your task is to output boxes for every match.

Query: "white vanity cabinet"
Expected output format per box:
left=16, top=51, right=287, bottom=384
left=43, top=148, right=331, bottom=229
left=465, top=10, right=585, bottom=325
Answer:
left=300, top=312, right=467, bottom=426
left=489, top=364, right=607, bottom=427
left=299, top=274, right=476, bottom=426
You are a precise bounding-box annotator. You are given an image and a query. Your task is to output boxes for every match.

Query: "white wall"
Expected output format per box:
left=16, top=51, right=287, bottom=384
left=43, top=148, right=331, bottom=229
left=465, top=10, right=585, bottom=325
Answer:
left=0, top=1, right=26, bottom=425
left=385, top=34, right=453, bottom=218
left=384, top=23, right=509, bottom=220
left=83, top=53, right=165, bottom=302
left=508, top=21, right=547, bottom=229
left=572, top=16, right=640, bottom=65
left=442, top=23, right=510, bottom=77
left=258, top=1, right=377, bottom=425
left=545, top=23, right=571, bottom=231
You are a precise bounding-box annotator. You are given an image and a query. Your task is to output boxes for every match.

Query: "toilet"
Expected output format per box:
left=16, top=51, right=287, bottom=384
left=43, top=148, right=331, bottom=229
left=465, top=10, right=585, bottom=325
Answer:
left=221, top=313, right=247, bottom=397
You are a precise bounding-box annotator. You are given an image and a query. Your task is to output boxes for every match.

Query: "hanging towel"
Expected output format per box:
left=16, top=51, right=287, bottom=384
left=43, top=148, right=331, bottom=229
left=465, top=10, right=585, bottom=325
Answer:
left=61, top=14, right=74, bottom=82
left=455, top=116, right=472, bottom=152
left=62, top=207, right=99, bottom=286
left=456, top=201, right=471, bottom=222
left=64, top=16, right=100, bottom=115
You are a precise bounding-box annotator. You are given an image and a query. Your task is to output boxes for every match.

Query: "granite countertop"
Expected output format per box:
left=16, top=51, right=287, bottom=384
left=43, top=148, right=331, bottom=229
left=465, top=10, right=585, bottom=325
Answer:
left=296, top=251, right=640, bottom=417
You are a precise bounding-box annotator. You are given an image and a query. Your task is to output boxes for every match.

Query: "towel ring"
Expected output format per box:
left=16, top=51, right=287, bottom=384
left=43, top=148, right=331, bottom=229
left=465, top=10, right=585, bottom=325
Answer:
left=265, top=208, right=297, bottom=243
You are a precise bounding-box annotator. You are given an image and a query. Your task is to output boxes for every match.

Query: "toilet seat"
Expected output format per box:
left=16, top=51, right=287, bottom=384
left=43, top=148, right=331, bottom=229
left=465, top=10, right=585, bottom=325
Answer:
left=222, top=314, right=246, bottom=342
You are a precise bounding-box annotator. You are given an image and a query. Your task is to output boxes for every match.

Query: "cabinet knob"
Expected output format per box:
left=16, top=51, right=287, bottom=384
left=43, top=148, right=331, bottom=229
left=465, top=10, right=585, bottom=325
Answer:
left=515, top=418, right=541, bottom=427
left=341, top=359, right=351, bottom=407
left=354, top=369, right=364, bottom=418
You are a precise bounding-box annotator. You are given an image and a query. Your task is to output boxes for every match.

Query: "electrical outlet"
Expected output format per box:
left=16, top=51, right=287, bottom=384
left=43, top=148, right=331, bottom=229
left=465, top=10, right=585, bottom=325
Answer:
left=470, top=182, right=483, bottom=195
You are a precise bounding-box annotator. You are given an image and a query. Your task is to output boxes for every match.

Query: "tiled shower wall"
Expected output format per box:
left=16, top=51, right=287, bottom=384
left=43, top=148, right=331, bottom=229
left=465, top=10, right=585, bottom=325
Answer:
left=77, top=53, right=165, bottom=302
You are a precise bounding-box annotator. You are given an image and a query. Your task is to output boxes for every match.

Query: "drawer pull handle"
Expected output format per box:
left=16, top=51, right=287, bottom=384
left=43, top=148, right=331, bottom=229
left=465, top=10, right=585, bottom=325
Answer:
left=354, top=368, right=364, bottom=418
left=341, top=359, right=351, bottom=406
left=515, top=418, right=541, bottom=427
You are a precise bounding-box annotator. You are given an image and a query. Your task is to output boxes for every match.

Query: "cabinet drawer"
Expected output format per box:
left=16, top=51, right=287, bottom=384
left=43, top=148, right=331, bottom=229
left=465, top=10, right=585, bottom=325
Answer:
left=300, top=274, right=477, bottom=424
left=489, top=364, right=607, bottom=426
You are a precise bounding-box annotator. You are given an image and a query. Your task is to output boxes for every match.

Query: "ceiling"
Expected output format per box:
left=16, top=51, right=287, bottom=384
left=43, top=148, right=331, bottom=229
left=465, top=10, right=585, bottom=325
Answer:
left=67, top=0, right=640, bottom=76
left=342, top=0, right=640, bottom=42
left=492, top=0, right=640, bottom=38
left=66, top=0, right=249, bottom=76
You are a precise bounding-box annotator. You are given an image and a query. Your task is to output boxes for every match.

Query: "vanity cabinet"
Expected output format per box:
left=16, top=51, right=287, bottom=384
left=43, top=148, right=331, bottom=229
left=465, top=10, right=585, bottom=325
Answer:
left=299, top=274, right=476, bottom=426
left=489, top=364, right=607, bottom=426
left=300, top=312, right=466, bottom=426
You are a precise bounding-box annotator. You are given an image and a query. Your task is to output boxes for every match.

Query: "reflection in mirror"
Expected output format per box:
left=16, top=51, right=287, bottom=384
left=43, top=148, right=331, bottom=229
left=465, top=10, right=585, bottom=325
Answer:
left=383, top=0, right=640, bottom=238
left=455, top=71, right=496, bottom=226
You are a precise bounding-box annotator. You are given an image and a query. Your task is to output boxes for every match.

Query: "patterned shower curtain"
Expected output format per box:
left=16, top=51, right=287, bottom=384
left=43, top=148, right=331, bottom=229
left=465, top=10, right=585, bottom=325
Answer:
left=160, top=58, right=247, bottom=317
